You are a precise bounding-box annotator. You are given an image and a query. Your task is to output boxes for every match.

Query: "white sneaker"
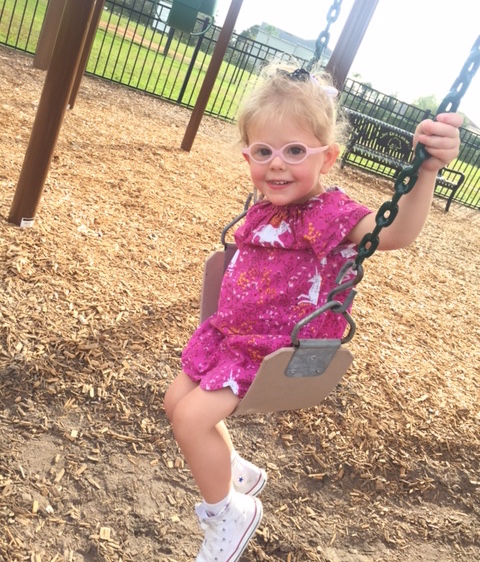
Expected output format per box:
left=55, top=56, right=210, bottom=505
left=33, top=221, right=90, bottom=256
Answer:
left=232, top=456, right=267, bottom=497
left=195, top=492, right=263, bottom=562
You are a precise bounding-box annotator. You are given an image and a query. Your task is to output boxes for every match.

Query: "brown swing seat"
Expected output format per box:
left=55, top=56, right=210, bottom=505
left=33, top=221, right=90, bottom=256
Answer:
left=200, top=242, right=354, bottom=416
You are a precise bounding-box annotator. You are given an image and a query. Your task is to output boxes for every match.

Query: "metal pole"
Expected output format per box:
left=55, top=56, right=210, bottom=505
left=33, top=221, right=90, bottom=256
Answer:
left=8, top=0, right=96, bottom=227
left=181, top=0, right=244, bottom=152
left=325, top=0, right=379, bottom=90
left=163, top=26, right=176, bottom=56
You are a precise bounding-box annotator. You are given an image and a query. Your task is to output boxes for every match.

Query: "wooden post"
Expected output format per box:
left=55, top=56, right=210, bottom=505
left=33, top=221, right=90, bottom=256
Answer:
left=8, top=0, right=97, bottom=227
left=181, top=0, right=243, bottom=151
left=33, top=0, right=67, bottom=70
left=325, top=0, right=379, bottom=90
left=69, top=0, right=105, bottom=109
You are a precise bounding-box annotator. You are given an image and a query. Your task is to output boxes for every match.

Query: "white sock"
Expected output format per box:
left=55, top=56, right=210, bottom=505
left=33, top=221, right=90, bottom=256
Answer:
left=203, top=488, right=233, bottom=518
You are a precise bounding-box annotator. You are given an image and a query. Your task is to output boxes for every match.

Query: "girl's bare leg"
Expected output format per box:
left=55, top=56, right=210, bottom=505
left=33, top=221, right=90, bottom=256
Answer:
left=164, top=372, right=235, bottom=453
left=216, top=420, right=235, bottom=454
left=164, top=372, right=240, bottom=502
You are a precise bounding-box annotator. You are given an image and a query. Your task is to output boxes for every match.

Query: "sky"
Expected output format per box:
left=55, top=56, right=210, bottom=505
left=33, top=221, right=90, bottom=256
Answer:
left=215, top=0, right=480, bottom=125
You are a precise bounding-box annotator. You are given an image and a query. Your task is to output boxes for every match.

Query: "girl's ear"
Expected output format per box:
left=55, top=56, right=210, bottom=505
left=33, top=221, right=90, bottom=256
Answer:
left=320, top=143, right=341, bottom=174
left=242, top=153, right=250, bottom=163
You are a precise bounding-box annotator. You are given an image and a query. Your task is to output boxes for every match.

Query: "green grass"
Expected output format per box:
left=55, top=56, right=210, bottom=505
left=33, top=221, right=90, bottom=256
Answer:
left=0, top=0, right=48, bottom=49
left=90, top=10, right=255, bottom=118
left=449, top=160, right=480, bottom=206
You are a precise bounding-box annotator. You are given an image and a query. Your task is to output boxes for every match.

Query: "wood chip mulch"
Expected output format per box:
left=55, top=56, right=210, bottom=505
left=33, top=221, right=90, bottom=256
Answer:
left=0, top=46, right=479, bottom=562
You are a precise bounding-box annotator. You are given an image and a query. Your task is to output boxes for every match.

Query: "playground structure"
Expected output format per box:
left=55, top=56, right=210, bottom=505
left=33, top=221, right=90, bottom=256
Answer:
left=1, top=46, right=480, bottom=559
left=7, top=0, right=380, bottom=226
left=8, top=0, right=101, bottom=226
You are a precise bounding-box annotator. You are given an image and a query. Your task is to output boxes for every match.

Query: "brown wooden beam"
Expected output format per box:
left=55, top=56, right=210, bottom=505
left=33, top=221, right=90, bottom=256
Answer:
left=326, top=0, right=379, bottom=90
left=181, top=0, right=244, bottom=152
left=69, top=0, right=106, bottom=109
left=8, top=0, right=97, bottom=227
left=33, top=0, right=67, bottom=70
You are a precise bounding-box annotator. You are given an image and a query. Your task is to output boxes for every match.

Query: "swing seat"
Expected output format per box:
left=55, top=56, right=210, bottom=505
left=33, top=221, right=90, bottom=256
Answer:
left=233, top=342, right=352, bottom=415
left=200, top=243, right=238, bottom=324
left=200, top=247, right=354, bottom=416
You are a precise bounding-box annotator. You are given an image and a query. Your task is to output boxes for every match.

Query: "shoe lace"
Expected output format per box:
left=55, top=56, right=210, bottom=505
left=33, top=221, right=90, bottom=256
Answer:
left=200, top=513, right=230, bottom=535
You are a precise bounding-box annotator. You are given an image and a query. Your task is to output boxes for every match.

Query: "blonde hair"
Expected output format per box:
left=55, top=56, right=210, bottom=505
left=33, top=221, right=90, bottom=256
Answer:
left=237, top=62, right=346, bottom=147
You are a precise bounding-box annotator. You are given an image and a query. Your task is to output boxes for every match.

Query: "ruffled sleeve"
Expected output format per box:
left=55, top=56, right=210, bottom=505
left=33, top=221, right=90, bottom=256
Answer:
left=302, top=189, right=371, bottom=258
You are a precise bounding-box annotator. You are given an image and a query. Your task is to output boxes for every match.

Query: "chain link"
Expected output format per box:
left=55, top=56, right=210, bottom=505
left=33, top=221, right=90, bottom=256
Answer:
left=354, top=34, right=480, bottom=270
left=437, top=35, right=480, bottom=114
left=309, top=35, right=480, bottom=341
left=306, top=0, right=343, bottom=71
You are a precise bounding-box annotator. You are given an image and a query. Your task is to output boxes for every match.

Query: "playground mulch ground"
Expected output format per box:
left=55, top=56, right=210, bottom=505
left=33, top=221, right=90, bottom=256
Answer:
left=0, top=46, right=479, bottom=562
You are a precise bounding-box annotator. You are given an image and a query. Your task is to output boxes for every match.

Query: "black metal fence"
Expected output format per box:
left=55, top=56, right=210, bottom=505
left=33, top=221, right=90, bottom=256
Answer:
left=340, top=83, right=480, bottom=210
left=1, top=0, right=479, bottom=210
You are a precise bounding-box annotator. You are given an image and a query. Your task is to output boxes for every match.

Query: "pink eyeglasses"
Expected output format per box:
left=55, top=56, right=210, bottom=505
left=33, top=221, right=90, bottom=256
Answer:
left=242, top=142, right=328, bottom=165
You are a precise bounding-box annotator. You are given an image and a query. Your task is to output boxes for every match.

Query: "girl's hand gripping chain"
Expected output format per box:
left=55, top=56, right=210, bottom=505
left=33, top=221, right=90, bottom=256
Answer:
left=414, top=113, right=462, bottom=173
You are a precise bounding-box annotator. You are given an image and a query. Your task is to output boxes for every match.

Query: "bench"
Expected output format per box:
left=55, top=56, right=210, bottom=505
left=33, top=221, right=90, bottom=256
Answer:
left=340, top=109, right=465, bottom=212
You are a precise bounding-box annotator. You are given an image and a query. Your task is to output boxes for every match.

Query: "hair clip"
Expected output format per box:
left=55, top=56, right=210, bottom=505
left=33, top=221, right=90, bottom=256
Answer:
left=278, top=68, right=338, bottom=98
left=278, top=68, right=311, bottom=82
left=288, top=68, right=311, bottom=81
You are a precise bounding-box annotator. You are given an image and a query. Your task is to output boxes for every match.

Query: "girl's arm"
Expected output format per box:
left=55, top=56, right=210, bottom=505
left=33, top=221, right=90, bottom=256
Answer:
left=348, top=112, right=463, bottom=251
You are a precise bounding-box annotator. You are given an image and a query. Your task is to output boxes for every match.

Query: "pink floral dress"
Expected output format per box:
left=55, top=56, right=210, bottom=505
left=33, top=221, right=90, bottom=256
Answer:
left=182, top=188, right=371, bottom=398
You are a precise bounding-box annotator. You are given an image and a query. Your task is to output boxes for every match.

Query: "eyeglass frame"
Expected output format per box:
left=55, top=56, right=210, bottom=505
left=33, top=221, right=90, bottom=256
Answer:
left=241, top=142, right=329, bottom=165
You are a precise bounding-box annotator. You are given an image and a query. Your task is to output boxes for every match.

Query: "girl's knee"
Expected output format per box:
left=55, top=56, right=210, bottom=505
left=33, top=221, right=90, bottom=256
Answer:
left=170, top=399, right=202, bottom=441
left=163, top=371, right=197, bottom=422
left=164, top=383, right=201, bottom=435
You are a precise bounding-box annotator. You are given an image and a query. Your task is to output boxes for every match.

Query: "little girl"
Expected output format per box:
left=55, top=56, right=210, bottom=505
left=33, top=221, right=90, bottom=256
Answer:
left=164, top=63, right=462, bottom=561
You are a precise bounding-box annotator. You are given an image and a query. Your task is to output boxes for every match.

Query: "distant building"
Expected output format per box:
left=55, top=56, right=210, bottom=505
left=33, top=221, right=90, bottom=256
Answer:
left=255, top=22, right=331, bottom=66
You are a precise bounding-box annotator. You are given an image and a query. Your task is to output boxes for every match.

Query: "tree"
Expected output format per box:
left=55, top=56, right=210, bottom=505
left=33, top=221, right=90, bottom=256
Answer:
left=105, top=0, right=157, bottom=26
left=263, top=24, right=279, bottom=37
left=412, top=94, right=439, bottom=114
left=238, top=25, right=260, bottom=40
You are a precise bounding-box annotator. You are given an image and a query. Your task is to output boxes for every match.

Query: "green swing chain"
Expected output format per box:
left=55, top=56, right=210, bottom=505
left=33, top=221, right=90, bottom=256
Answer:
left=306, top=0, right=343, bottom=72
left=353, top=36, right=480, bottom=267
left=318, top=35, right=480, bottom=344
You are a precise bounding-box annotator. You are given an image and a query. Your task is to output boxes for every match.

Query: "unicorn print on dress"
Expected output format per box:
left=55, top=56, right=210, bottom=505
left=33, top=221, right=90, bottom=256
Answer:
left=298, top=267, right=323, bottom=305
left=252, top=220, right=292, bottom=247
left=339, top=244, right=357, bottom=259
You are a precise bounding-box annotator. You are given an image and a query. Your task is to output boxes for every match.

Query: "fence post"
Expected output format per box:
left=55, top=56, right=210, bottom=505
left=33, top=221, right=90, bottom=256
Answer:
left=177, top=17, right=211, bottom=105
left=8, top=0, right=97, bottom=227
